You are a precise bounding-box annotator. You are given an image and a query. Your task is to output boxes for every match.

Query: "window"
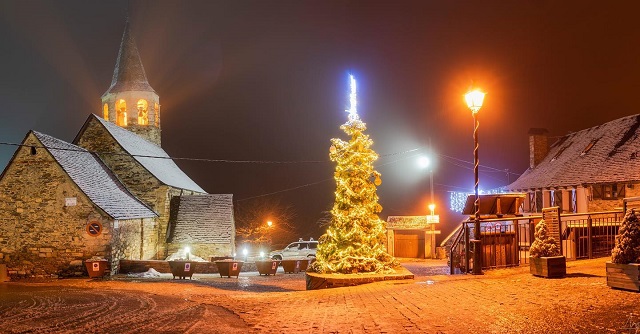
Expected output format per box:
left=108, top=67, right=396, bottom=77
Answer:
left=154, top=103, right=160, bottom=126
left=594, top=184, right=625, bottom=200
left=116, top=99, right=127, bottom=126
left=581, top=138, right=599, bottom=156
left=103, top=103, right=109, bottom=121
left=551, top=146, right=568, bottom=162
left=137, top=99, right=148, bottom=125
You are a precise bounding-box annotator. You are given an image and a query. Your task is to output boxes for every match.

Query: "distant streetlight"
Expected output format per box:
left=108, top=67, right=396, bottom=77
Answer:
left=267, top=221, right=273, bottom=228
left=465, top=88, right=485, bottom=275
left=428, top=203, right=436, bottom=216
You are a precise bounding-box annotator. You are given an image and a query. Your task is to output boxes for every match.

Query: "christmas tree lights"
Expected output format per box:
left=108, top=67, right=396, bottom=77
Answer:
left=311, top=75, right=398, bottom=274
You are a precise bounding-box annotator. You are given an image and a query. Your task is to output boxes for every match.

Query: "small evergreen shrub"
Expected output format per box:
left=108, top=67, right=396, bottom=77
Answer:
left=530, top=219, right=560, bottom=258
left=611, top=209, right=640, bottom=264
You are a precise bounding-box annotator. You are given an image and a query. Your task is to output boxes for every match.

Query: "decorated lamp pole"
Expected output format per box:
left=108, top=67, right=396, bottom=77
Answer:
left=465, top=88, right=485, bottom=275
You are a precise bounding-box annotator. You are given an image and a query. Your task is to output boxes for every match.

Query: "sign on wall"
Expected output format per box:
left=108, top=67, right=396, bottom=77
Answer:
left=65, top=197, right=77, bottom=207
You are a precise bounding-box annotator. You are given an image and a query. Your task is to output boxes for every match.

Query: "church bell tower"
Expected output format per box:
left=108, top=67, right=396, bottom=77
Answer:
left=101, top=19, right=161, bottom=146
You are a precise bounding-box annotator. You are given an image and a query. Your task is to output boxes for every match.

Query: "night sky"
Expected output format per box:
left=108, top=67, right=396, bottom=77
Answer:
left=2, top=1, right=640, bottom=239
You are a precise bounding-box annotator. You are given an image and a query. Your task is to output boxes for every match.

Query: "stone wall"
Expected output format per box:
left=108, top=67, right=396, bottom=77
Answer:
left=76, top=118, right=202, bottom=259
left=588, top=183, right=640, bottom=212
left=76, top=118, right=165, bottom=257
left=0, top=134, right=114, bottom=278
left=167, top=242, right=234, bottom=260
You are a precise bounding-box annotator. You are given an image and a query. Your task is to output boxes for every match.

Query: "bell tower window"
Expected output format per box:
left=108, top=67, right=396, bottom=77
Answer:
left=154, top=103, right=160, bottom=126
left=137, top=99, right=149, bottom=125
left=116, top=99, right=127, bottom=126
left=103, top=103, right=109, bottom=121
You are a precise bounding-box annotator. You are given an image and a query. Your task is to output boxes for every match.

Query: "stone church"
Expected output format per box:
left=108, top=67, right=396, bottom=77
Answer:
left=0, top=21, right=235, bottom=278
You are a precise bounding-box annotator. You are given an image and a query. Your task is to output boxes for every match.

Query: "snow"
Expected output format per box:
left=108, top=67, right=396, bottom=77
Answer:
left=94, top=116, right=206, bottom=193
left=127, top=268, right=162, bottom=278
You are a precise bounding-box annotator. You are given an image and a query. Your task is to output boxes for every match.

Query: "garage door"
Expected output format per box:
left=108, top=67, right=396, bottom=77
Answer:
left=394, top=230, right=425, bottom=258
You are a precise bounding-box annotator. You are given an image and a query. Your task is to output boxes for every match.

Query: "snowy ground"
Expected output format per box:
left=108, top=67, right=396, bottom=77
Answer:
left=1, top=258, right=640, bottom=333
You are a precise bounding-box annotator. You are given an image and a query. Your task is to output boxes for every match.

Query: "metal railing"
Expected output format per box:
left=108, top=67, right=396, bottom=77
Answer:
left=449, top=210, right=623, bottom=274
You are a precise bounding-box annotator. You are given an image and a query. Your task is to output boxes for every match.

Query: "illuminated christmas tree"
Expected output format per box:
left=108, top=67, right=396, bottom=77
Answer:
left=312, top=75, right=398, bottom=274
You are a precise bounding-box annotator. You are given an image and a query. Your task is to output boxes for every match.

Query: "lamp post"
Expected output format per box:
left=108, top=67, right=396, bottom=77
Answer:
left=465, top=88, right=485, bottom=275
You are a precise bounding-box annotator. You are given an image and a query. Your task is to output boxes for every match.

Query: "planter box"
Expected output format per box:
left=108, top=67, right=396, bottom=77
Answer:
left=255, top=260, right=278, bottom=276
left=215, top=260, right=243, bottom=278
left=530, top=256, right=566, bottom=278
left=281, top=259, right=304, bottom=273
left=168, top=261, right=197, bottom=279
left=85, top=259, right=109, bottom=278
left=606, top=262, right=640, bottom=291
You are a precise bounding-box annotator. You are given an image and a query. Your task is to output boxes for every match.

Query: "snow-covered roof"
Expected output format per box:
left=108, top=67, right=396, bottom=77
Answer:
left=508, top=114, right=640, bottom=190
left=167, top=194, right=234, bottom=244
left=93, top=116, right=206, bottom=193
left=33, top=131, right=157, bottom=220
left=102, top=20, right=155, bottom=96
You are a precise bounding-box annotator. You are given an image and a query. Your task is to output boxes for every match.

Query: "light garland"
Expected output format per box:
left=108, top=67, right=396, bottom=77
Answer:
left=312, top=75, right=397, bottom=274
left=449, top=187, right=508, bottom=213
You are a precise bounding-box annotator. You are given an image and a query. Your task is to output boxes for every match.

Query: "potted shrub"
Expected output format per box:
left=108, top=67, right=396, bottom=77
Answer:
left=607, top=209, right=640, bottom=291
left=529, top=219, right=566, bottom=278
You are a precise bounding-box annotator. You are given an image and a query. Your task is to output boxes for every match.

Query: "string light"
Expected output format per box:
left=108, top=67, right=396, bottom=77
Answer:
left=312, top=75, right=398, bottom=275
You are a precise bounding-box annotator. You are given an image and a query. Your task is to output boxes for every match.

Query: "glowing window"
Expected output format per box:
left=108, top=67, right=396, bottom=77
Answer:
left=154, top=103, right=160, bottom=127
left=116, top=99, right=127, bottom=126
left=103, top=103, right=109, bottom=121
left=137, top=99, right=148, bottom=125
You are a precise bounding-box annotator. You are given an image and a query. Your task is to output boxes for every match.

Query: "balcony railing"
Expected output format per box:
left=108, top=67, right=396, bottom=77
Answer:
left=449, top=210, right=624, bottom=274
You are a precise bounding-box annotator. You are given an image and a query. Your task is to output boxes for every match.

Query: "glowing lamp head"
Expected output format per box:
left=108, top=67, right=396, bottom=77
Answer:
left=242, top=248, right=248, bottom=256
left=465, top=90, right=485, bottom=114
left=418, top=156, right=431, bottom=169
left=428, top=203, right=436, bottom=212
left=260, top=251, right=265, bottom=258
left=267, top=221, right=273, bottom=227
left=184, top=246, right=191, bottom=254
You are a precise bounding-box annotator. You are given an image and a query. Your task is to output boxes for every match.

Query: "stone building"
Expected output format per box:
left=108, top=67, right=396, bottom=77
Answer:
left=0, top=21, right=235, bottom=278
left=507, top=115, right=640, bottom=213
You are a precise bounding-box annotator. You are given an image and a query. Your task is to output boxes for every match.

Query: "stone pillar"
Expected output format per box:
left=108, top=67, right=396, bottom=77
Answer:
left=542, top=189, right=551, bottom=209
left=576, top=186, right=588, bottom=213
left=561, top=189, right=571, bottom=213
left=524, top=192, right=531, bottom=212
left=387, top=230, right=395, bottom=256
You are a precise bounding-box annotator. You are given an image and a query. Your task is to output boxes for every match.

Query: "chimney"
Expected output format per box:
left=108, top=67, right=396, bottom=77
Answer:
left=528, top=128, right=549, bottom=168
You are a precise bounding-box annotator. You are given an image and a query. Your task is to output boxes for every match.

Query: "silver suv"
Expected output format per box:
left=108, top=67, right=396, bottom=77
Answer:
left=270, top=239, right=318, bottom=260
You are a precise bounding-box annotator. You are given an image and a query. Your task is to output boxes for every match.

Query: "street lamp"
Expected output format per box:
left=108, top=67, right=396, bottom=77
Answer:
left=465, top=88, right=485, bottom=275
left=267, top=221, right=273, bottom=228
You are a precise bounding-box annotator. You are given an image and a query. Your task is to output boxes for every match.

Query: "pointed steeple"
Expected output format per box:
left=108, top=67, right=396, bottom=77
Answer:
left=100, top=17, right=161, bottom=147
left=103, top=20, right=155, bottom=96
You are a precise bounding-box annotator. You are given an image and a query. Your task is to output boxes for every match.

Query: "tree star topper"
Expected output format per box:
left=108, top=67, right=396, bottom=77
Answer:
left=346, top=74, right=359, bottom=122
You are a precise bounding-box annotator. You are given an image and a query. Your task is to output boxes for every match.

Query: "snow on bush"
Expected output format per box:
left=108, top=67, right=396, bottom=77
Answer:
left=530, top=219, right=560, bottom=258
left=611, top=209, right=640, bottom=264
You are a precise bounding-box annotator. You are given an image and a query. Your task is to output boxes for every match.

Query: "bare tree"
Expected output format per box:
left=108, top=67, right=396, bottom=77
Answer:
left=234, top=197, right=298, bottom=250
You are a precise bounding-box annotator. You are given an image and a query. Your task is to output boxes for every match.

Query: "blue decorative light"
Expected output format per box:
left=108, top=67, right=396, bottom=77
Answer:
left=346, top=74, right=359, bottom=121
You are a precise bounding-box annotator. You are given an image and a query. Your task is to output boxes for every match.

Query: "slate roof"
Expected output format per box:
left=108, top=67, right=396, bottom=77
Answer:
left=507, top=114, right=640, bottom=190
left=93, top=115, right=206, bottom=193
left=33, top=131, right=157, bottom=220
left=167, top=194, right=234, bottom=244
left=102, top=20, right=155, bottom=96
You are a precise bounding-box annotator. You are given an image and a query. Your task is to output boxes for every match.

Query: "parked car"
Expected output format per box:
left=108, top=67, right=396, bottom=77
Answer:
left=270, top=239, right=318, bottom=260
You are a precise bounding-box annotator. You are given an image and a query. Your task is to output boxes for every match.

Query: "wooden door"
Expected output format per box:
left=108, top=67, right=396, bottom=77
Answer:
left=394, top=230, right=425, bottom=258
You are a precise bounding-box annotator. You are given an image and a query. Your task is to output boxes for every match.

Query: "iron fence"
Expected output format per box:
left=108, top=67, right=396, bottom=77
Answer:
left=449, top=210, right=624, bottom=274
